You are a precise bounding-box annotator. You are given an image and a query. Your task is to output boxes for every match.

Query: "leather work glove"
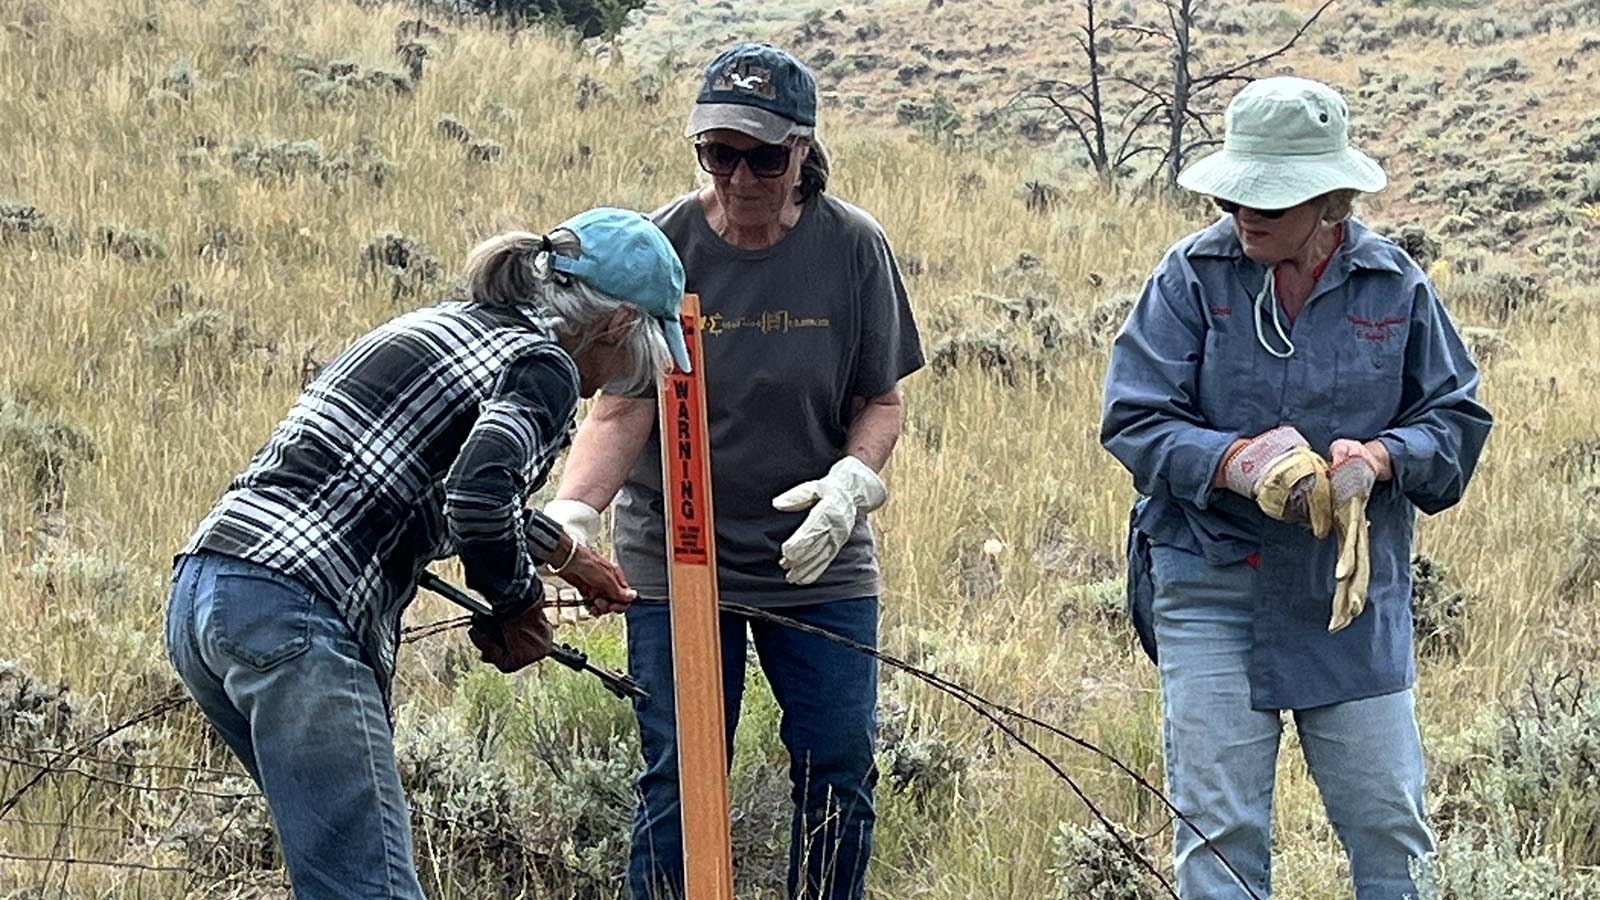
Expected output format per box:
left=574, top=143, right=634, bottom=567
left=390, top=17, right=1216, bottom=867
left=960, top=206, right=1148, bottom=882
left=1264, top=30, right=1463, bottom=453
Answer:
left=1328, top=456, right=1376, bottom=633
left=469, top=604, right=555, bottom=673
left=772, top=456, right=887, bottom=585
left=1222, top=426, right=1334, bottom=538
left=540, top=500, right=603, bottom=627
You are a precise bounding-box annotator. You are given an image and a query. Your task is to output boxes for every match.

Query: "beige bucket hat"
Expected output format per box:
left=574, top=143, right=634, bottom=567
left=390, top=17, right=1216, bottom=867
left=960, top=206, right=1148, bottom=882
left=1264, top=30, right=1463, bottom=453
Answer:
left=1178, top=76, right=1386, bottom=209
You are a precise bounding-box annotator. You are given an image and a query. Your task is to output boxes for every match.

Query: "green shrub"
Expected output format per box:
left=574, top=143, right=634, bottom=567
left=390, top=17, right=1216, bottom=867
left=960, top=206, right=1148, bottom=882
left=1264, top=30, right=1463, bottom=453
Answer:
left=142, top=309, right=277, bottom=381
left=1382, top=224, right=1443, bottom=269
left=456, top=0, right=646, bottom=38
left=1447, top=262, right=1549, bottom=323
left=360, top=232, right=442, bottom=302
left=0, top=658, right=82, bottom=749
left=1051, top=821, right=1163, bottom=900
left=398, top=665, right=637, bottom=898
left=1410, top=554, right=1471, bottom=658
left=1417, top=819, right=1598, bottom=899
left=0, top=390, right=96, bottom=509
left=0, top=203, right=68, bottom=250
left=95, top=224, right=168, bottom=261
left=1432, top=672, right=1600, bottom=865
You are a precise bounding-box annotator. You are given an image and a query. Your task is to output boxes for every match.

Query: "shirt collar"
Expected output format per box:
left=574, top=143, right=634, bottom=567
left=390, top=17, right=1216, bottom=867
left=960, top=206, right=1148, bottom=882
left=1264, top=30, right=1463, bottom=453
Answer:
left=1184, top=215, right=1405, bottom=276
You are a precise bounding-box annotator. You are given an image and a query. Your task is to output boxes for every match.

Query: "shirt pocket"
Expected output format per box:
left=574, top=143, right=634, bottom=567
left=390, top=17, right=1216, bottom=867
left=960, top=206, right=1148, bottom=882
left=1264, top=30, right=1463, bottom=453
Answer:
left=1198, top=325, right=1267, bottom=432
left=1335, top=314, right=1408, bottom=432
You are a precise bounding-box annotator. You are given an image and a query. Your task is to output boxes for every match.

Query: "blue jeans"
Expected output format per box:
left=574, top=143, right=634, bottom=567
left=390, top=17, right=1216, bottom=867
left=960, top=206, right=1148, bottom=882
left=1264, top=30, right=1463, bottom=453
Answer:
left=1150, top=544, right=1433, bottom=900
left=625, top=597, right=879, bottom=900
left=165, top=552, right=425, bottom=900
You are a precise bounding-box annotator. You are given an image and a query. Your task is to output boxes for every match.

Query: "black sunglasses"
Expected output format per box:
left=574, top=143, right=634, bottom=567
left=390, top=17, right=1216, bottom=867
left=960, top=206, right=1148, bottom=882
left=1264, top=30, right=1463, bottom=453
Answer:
left=695, top=141, right=793, bottom=179
left=1215, top=198, right=1293, bottom=220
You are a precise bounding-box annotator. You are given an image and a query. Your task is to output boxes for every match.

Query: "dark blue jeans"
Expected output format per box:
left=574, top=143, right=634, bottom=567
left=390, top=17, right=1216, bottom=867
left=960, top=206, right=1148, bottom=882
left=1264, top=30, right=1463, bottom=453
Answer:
left=625, top=597, right=879, bottom=900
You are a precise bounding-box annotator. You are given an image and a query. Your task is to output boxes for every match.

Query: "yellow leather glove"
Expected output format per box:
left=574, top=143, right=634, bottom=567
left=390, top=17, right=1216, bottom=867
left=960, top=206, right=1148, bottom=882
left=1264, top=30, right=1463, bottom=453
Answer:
left=1328, top=458, right=1376, bottom=632
left=1256, top=448, right=1334, bottom=539
left=1222, top=426, right=1334, bottom=538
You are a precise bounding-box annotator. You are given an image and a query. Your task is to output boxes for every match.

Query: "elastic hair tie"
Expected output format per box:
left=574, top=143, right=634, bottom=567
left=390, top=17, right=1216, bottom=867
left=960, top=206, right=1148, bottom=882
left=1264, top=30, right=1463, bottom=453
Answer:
left=539, top=234, right=553, bottom=254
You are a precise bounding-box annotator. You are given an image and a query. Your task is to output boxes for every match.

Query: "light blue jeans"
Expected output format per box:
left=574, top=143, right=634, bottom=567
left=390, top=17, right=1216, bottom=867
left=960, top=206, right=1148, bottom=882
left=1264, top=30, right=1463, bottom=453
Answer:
left=1150, top=544, right=1433, bottom=900
left=165, top=551, right=425, bottom=900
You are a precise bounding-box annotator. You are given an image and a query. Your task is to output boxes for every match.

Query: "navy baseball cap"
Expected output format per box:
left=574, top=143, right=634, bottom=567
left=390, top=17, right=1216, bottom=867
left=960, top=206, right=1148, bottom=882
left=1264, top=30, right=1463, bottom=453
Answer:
left=549, top=208, right=690, bottom=373
left=685, top=43, right=817, bottom=144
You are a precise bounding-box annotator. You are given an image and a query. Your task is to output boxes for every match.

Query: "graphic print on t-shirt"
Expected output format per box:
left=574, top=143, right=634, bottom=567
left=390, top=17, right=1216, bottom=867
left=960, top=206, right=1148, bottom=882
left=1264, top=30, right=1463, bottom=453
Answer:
left=703, top=310, right=831, bottom=336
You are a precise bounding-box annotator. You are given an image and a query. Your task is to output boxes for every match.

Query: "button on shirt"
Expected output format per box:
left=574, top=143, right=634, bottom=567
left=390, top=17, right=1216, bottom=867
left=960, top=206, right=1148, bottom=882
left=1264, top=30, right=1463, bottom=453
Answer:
left=183, top=302, right=578, bottom=689
left=1100, top=217, right=1493, bottom=710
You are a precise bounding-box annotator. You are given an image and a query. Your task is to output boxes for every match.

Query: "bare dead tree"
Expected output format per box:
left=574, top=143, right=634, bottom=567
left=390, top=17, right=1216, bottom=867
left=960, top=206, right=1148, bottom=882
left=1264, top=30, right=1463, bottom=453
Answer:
left=1142, top=0, right=1338, bottom=191
left=1021, top=0, right=1114, bottom=178
left=1012, top=0, right=1336, bottom=190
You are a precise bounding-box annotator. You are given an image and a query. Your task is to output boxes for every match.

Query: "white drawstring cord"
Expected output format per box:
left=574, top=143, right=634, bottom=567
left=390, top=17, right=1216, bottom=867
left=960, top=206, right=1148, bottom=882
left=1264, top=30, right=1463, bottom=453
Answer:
left=1253, top=265, right=1296, bottom=359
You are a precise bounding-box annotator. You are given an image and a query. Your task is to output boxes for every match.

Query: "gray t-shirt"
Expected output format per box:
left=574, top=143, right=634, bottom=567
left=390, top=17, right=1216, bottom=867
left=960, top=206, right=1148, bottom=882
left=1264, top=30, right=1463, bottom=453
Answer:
left=611, top=191, right=925, bottom=606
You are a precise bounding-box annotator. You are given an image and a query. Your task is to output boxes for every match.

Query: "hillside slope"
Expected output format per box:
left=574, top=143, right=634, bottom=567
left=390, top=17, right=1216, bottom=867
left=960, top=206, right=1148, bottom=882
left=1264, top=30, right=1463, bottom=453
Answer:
left=624, top=0, right=1600, bottom=279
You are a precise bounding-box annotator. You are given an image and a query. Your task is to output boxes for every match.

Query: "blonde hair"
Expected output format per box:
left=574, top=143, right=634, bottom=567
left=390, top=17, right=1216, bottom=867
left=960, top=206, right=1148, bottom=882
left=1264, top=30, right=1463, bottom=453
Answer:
left=1320, top=189, right=1360, bottom=223
left=462, top=230, right=671, bottom=395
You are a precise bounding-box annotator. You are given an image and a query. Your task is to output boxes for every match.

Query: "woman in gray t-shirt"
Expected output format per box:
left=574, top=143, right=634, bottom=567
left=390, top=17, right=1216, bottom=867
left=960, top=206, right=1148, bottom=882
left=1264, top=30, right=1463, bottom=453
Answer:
left=547, top=43, right=923, bottom=900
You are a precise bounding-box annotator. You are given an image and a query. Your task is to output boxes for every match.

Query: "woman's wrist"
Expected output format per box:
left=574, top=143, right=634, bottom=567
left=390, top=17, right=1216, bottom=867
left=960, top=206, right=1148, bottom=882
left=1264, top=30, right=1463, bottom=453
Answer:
left=1363, top=439, right=1394, bottom=481
left=541, top=537, right=580, bottom=576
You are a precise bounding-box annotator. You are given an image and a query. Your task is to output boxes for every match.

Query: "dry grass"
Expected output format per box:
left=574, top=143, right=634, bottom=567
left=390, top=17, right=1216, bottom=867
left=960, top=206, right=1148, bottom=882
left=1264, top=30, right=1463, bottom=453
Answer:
left=0, top=0, right=1595, bottom=897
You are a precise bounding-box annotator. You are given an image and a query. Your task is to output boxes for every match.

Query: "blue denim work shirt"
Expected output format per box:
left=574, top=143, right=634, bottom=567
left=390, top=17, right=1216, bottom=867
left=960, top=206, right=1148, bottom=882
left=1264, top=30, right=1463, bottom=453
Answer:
left=1100, top=216, right=1493, bottom=711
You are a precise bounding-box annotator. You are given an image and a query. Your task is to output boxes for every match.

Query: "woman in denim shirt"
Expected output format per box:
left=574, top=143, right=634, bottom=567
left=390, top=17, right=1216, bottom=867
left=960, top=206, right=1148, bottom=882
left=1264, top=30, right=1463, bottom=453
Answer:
left=1100, top=78, right=1492, bottom=898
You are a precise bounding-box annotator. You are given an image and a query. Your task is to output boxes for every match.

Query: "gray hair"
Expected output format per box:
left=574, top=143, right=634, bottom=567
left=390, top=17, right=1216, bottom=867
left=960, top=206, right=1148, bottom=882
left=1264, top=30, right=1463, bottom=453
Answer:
left=1319, top=189, right=1360, bottom=223
left=462, top=230, right=672, bottom=395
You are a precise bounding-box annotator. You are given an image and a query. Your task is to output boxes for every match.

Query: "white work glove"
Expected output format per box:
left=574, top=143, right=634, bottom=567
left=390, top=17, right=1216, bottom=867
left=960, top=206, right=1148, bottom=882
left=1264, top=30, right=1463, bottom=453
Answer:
left=542, top=499, right=601, bottom=546
left=771, top=456, right=887, bottom=586
left=540, top=499, right=602, bottom=626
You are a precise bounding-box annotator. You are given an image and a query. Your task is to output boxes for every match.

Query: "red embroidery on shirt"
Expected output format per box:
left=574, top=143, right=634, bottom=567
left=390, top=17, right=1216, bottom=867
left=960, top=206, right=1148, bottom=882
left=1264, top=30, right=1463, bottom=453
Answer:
left=1348, top=315, right=1405, bottom=343
left=1245, top=552, right=1262, bottom=570
left=1210, top=305, right=1233, bottom=317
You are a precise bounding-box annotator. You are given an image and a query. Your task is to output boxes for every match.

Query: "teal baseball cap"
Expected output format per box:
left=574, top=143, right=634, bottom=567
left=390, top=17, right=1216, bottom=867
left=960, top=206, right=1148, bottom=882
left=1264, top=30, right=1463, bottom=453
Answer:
left=549, top=208, right=690, bottom=373
left=686, top=43, right=817, bottom=144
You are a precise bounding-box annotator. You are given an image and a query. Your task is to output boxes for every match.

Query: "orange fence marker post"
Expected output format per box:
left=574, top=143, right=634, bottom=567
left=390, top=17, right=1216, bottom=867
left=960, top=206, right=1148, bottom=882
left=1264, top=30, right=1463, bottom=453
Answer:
left=658, top=293, right=735, bottom=899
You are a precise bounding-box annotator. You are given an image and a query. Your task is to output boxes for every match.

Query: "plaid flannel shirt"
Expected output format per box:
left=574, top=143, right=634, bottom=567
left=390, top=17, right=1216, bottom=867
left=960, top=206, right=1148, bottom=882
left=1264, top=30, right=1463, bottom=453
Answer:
left=183, top=302, right=578, bottom=684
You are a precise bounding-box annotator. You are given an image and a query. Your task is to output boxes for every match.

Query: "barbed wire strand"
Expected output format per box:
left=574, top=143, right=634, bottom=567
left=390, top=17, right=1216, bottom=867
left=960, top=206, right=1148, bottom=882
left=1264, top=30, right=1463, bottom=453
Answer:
left=0, top=850, right=196, bottom=875
left=0, top=744, right=240, bottom=780
left=0, top=602, right=1260, bottom=898
left=0, top=753, right=255, bottom=800
left=0, top=688, right=190, bottom=819
left=721, top=602, right=1267, bottom=900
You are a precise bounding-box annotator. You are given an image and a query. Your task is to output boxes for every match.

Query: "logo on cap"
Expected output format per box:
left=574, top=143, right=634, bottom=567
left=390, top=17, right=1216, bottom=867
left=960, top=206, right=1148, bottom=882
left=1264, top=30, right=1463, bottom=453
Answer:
left=713, top=62, right=777, bottom=100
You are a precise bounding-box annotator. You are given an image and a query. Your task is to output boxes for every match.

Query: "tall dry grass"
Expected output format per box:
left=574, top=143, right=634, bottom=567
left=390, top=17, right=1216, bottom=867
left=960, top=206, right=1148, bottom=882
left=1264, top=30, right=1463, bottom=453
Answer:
left=1, top=0, right=1596, bottom=897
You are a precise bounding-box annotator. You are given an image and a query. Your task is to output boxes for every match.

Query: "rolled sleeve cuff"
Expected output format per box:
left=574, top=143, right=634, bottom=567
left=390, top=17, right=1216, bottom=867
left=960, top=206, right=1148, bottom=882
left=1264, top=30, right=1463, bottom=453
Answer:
left=1183, top=429, right=1244, bottom=511
left=1376, top=428, right=1433, bottom=503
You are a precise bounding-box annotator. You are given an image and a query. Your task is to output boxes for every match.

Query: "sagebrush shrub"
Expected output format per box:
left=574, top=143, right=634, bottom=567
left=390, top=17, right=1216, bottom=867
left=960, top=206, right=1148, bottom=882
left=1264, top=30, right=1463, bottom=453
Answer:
left=1411, top=554, right=1471, bottom=658
left=1431, top=672, right=1600, bottom=865
left=1050, top=821, right=1163, bottom=900
left=360, top=232, right=442, bottom=302
left=0, top=391, right=96, bottom=511
left=454, top=0, right=646, bottom=38
left=1417, top=818, right=1599, bottom=899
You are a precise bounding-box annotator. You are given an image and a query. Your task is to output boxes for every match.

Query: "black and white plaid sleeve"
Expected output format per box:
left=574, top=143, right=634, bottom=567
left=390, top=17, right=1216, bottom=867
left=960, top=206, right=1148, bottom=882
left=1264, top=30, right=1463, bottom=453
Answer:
left=443, top=345, right=580, bottom=619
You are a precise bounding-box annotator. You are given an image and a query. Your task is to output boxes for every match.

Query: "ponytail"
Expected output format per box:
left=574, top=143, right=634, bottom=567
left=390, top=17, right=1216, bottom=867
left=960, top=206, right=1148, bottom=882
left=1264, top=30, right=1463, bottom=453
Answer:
left=797, top=137, right=829, bottom=201
left=462, top=229, right=583, bottom=307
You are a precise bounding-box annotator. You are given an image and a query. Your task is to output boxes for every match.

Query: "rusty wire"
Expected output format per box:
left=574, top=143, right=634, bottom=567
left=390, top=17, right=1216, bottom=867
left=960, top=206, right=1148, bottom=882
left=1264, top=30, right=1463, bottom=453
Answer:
left=0, top=597, right=1264, bottom=899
